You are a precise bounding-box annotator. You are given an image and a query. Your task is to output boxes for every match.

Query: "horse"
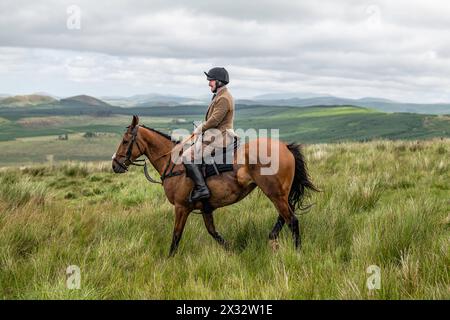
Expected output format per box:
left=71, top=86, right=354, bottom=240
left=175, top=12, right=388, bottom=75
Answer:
left=112, top=115, right=318, bottom=256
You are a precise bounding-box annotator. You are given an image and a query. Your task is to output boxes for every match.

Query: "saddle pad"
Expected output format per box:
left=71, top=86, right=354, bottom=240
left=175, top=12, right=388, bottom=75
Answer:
left=203, top=136, right=238, bottom=178
left=204, top=163, right=234, bottom=179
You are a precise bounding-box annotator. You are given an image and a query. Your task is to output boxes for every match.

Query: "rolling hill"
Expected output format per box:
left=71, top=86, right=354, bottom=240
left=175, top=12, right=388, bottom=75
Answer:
left=3, top=92, right=449, bottom=114
left=102, top=93, right=206, bottom=107
left=0, top=102, right=448, bottom=149
left=0, top=90, right=448, bottom=154
left=0, top=94, right=57, bottom=107
left=236, top=96, right=450, bottom=115
left=60, top=95, right=112, bottom=107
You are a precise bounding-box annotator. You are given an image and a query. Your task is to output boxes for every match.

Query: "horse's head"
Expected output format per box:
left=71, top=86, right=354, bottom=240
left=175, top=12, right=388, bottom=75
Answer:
left=112, top=115, right=145, bottom=173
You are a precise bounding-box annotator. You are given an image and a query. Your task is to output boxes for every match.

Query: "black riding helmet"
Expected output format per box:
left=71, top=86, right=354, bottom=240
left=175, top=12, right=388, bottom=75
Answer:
left=204, top=67, right=229, bottom=85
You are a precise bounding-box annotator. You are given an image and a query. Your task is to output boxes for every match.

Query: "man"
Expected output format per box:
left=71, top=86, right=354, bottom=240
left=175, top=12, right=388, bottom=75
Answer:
left=181, top=67, right=236, bottom=202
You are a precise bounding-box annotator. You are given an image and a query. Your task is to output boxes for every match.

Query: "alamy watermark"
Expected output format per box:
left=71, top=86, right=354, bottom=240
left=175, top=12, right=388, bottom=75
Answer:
left=67, top=5, right=81, bottom=30
left=365, top=4, right=382, bottom=29
left=366, top=265, right=381, bottom=290
left=66, top=265, right=81, bottom=289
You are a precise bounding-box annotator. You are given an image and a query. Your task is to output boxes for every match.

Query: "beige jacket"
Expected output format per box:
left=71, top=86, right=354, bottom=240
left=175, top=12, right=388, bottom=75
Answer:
left=201, top=87, right=237, bottom=148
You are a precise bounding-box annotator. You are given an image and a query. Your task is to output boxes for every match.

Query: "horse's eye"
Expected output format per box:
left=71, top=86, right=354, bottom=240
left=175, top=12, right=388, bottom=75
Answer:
left=123, top=140, right=129, bottom=145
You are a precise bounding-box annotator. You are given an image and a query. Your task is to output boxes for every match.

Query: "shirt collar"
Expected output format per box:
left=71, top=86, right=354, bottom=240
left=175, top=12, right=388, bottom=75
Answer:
left=213, top=86, right=227, bottom=98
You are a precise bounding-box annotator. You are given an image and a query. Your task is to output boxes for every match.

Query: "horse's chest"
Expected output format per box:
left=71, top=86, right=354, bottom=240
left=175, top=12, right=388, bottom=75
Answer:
left=164, top=178, right=191, bottom=205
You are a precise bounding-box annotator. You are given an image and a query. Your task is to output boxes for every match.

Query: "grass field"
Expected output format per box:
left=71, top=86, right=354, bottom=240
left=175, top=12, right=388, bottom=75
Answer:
left=0, top=139, right=448, bottom=299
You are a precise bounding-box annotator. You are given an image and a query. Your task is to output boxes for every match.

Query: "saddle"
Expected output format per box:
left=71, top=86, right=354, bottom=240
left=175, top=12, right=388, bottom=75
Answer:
left=202, top=137, right=239, bottom=179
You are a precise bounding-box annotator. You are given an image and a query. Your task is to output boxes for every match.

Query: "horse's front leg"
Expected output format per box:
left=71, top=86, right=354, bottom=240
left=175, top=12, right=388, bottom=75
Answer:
left=202, top=210, right=229, bottom=250
left=168, top=205, right=191, bottom=257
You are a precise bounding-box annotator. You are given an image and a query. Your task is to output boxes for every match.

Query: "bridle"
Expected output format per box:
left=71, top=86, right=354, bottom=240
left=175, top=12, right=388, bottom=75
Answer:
left=112, top=125, right=183, bottom=184
left=112, top=125, right=146, bottom=171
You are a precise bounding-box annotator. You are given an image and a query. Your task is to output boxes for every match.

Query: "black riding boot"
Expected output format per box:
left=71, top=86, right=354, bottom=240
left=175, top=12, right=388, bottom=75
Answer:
left=184, top=163, right=210, bottom=202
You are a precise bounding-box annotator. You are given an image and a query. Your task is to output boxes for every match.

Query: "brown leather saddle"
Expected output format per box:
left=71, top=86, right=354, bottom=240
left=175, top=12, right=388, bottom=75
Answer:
left=202, top=136, right=239, bottom=179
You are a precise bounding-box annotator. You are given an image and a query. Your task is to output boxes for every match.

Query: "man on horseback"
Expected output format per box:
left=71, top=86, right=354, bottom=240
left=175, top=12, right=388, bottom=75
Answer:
left=113, top=86, right=318, bottom=255
left=181, top=67, right=237, bottom=202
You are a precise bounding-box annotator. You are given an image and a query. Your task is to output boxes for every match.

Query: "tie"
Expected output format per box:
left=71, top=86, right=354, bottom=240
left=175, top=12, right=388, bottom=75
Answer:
left=211, top=93, right=216, bottom=101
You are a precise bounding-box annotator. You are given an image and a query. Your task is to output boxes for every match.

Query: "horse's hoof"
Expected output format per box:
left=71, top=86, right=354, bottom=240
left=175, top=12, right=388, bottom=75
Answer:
left=222, top=241, right=231, bottom=251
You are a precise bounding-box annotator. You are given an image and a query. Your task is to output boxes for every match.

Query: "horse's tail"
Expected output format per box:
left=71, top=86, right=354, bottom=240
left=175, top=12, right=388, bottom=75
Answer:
left=286, top=143, right=320, bottom=213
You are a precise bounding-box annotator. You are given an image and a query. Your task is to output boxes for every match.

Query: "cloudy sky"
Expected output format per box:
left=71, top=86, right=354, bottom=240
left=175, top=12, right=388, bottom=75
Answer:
left=1, top=0, right=450, bottom=102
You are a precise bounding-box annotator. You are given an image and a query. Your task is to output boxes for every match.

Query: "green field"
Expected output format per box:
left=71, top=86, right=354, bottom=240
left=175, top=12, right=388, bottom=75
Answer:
left=0, top=139, right=448, bottom=299
left=0, top=104, right=449, bottom=165
left=0, top=101, right=449, bottom=299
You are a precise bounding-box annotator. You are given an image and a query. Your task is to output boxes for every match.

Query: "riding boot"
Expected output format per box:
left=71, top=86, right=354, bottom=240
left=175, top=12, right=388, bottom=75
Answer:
left=184, top=163, right=210, bottom=202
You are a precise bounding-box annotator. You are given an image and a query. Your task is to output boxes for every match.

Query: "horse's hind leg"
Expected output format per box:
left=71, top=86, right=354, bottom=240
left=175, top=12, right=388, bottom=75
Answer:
left=289, top=215, right=300, bottom=249
left=269, top=215, right=285, bottom=240
left=202, top=204, right=228, bottom=249
left=271, top=197, right=301, bottom=249
left=268, top=215, right=285, bottom=251
left=250, top=174, right=300, bottom=249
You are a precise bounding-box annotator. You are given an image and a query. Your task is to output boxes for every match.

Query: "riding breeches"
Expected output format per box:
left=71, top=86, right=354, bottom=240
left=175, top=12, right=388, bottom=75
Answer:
left=181, top=138, right=217, bottom=165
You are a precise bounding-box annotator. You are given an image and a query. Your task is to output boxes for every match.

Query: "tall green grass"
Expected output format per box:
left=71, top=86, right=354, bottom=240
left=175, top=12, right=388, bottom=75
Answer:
left=0, top=139, right=448, bottom=299
left=0, top=172, right=49, bottom=209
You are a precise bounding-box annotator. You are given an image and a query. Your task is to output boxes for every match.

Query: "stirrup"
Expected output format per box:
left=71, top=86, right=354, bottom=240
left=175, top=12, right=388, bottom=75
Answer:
left=188, top=188, right=210, bottom=203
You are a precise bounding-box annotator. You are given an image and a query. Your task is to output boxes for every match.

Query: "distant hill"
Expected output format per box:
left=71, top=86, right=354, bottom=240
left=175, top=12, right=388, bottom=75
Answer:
left=356, top=97, right=397, bottom=103
left=60, top=95, right=111, bottom=107
left=1, top=102, right=448, bottom=143
left=231, top=105, right=450, bottom=143
left=0, top=94, right=57, bottom=107
left=236, top=96, right=450, bottom=115
left=32, top=92, right=60, bottom=99
left=2, top=92, right=449, bottom=115
left=102, top=93, right=207, bottom=107
left=0, top=95, right=117, bottom=119
left=101, top=92, right=450, bottom=114
left=0, top=93, right=450, bottom=115
left=353, top=101, right=450, bottom=115
left=252, top=92, right=332, bottom=100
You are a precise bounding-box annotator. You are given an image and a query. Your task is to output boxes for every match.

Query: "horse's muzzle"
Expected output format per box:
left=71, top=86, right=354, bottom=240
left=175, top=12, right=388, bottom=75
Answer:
left=112, top=153, right=127, bottom=173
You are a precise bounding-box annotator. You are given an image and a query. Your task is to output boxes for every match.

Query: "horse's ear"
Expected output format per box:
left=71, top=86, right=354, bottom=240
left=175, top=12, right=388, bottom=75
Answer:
left=131, top=115, right=139, bottom=127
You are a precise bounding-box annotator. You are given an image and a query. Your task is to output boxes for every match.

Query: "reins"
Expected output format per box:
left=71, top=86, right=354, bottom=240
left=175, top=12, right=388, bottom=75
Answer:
left=115, top=125, right=189, bottom=185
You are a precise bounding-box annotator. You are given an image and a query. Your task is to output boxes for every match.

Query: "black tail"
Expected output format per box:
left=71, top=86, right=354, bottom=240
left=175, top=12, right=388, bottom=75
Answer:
left=287, top=143, right=320, bottom=213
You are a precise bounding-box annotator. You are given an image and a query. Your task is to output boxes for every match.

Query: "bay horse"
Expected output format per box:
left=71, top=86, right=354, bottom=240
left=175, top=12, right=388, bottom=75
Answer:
left=112, top=115, right=318, bottom=256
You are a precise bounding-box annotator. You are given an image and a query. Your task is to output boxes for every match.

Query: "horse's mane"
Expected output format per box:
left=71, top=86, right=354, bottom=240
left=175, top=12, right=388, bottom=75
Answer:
left=140, top=125, right=179, bottom=144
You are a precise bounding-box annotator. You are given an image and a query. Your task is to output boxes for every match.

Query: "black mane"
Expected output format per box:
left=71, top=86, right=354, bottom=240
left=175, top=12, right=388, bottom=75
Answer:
left=140, top=125, right=179, bottom=143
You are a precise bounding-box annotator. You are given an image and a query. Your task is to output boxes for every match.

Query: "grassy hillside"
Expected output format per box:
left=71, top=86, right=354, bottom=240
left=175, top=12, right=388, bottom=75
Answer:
left=0, top=105, right=448, bottom=166
left=1, top=104, right=448, bottom=143
left=234, top=105, right=450, bottom=143
left=0, top=139, right=448, bottom=299
left=0, top=95, right=57, bottom=108
left=60, top=95, right=112, bottom=107
left=237, top=96, right=450, bottom=114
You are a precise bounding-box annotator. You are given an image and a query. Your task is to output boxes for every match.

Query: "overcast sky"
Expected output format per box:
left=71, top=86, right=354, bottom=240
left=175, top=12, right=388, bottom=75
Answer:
left=1, top=0, right=450, bottom=102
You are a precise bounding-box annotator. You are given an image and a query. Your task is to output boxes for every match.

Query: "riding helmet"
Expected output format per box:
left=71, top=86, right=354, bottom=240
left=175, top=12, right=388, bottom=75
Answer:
left=204, top=67, right=229, bottom=85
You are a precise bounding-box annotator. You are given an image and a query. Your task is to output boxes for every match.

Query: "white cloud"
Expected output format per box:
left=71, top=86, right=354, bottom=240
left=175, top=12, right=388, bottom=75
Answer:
left=0, top=0, right=450, bottom=102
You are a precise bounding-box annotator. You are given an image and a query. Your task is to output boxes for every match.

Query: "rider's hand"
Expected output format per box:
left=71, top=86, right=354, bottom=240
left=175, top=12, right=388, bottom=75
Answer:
left=193, top=123, right=203, bottom=135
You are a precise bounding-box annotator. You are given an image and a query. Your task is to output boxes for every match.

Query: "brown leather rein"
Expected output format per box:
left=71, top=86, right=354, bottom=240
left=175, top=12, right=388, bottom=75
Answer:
left=113, top=125, right=187, bottom=184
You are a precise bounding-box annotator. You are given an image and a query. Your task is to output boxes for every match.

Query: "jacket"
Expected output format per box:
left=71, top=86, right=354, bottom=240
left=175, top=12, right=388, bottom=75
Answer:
left=201, top=87, right=237, bottom=148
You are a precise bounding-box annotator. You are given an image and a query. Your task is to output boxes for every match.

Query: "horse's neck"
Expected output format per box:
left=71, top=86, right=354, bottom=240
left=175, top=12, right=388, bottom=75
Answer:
left=140, top=128, right=175, bottom=175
